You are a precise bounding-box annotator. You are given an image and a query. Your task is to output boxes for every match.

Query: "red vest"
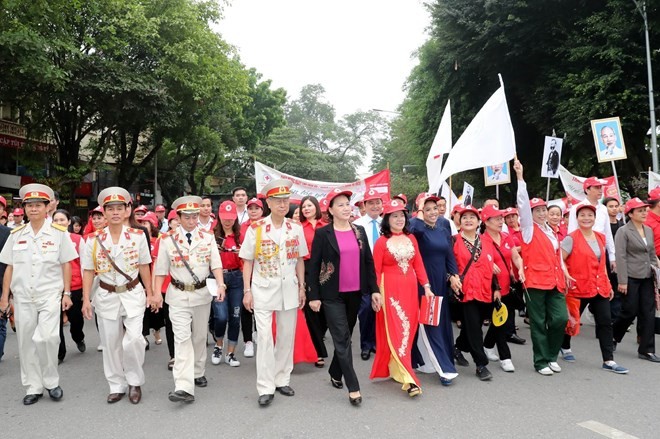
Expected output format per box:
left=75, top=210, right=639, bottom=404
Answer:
left=454, top=236, right=495, bottom=303
left=521, top=223, right=566, bottom=292
left=565, top=230, right=611, bottom=298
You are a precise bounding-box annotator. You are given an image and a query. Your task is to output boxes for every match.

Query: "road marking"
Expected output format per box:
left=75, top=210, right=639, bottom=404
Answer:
left=578, top=420, right=639, bottom=439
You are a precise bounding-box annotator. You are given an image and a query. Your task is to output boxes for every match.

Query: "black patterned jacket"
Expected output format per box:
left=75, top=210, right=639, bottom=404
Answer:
left=306, top=222, right=378, bottom=301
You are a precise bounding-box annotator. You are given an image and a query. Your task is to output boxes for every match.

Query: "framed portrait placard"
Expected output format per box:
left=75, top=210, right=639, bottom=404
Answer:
left=483, top=162, right=511, bottom=187
left=591, top=117, right=627, bottom=163
left=541, top=136, right=563, bottom=179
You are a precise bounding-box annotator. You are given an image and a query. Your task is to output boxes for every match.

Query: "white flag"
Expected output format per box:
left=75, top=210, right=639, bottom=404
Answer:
left=439, top=181, right=459, bottom=219
left=649, top=170, right=660, bottom=192
left=437, top=77, right=516, bottom=183
left=426, top=100, right=451, bottom=193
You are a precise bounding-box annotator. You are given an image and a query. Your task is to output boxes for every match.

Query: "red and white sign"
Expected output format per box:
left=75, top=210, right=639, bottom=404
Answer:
left=420, top=295, right=442, bottom=326
left=558, top=165, right=619, bottom=204
left=254, top=161, right=390, bottom=202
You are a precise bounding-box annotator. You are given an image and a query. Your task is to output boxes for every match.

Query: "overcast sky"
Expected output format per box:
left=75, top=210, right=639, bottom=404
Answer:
left=217, top=0, right=430, bottom=117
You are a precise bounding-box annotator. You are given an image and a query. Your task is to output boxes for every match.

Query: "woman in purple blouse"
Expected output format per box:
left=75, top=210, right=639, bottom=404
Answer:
left=307, top=188, right=379, bottom=406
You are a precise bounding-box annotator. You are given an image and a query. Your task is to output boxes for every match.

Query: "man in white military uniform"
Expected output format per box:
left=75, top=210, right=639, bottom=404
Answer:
left=239, top=179, right=308, bottom=407
left=0, top=183, right=77, bottom=405
left=154, top=196, right=225, bottom=404
left=80, top=187, right=160, bottom=404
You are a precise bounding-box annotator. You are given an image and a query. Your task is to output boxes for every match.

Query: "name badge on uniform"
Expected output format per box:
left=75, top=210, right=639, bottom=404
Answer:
left=13, top=240, right=28, bottom=251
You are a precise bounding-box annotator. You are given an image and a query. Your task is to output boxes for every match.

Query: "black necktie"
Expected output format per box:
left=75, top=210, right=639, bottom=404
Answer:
left=186, top=232, right=192, bottom=245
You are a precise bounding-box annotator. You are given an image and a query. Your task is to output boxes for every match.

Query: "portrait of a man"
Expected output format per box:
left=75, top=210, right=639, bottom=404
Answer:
left=591, top=117, right=627, bottom=162
left=484, top=162, right=511, bottom=186
left=541, top=136, right=563, bottom=178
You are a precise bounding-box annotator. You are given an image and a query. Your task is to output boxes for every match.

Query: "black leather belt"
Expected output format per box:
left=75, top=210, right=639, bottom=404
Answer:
left=223, top=268, right=240, bottom=273
left=171, top=278, right=206, bottom=292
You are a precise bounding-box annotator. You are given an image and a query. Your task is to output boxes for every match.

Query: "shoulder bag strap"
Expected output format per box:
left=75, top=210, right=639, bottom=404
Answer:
left=460, top=236, right=480, bottom=279
left=95, top=235, right=133, bottom=283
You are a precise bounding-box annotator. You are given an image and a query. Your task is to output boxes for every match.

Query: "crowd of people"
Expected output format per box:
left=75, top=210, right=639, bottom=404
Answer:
left=0, top=158, right=658, bottom=409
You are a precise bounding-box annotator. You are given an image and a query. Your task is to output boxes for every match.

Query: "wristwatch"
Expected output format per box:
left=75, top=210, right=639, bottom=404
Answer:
left=63, top=291, right=72, bottom=297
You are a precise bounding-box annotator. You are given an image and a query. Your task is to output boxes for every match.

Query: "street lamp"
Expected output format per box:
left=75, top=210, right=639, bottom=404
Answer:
left=633, top=0, right=658, bottom=172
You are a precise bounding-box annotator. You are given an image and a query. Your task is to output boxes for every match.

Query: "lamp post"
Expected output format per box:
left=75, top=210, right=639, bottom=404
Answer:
left=633, top=0, right=658, bottom=172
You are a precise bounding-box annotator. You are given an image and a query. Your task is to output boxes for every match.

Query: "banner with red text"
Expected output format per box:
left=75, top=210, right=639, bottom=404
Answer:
left=254, top=161, right=390, bottom=203
left=558, top=165, right=619, bottom=206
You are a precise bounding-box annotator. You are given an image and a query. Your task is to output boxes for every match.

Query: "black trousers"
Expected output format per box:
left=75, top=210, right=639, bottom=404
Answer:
left=613, top=277, right=656, bottom=354
left=562, top=294, right=614, bottom=361
left=58, top=289, right=85, bottom=360
left=456, top=300, right=501, bottom=367
left=161, top=295, right=175, bottom=359
left=323, top=291, right=362, bottom=392
left=240, top=304, right=253, bottom=343
left=501, top=292, right=518, bottom=338
left=304, top=300, right=328, bottom=358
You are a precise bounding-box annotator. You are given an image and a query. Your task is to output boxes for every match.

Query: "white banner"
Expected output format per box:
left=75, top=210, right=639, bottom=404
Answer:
left=0, top=172, right=21, bottom=190
left=558, top=165, right=619, bottom=204
left=426, top=100, right=452, bottom=194
left=253, top=161, right=390, bottom=203
left=649, top=170, right=660, bottom=192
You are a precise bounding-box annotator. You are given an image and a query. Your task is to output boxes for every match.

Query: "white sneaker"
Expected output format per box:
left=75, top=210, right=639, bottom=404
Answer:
left=484, top=347, right=500, bottom=362
left=97, top=345, right=103, bottom=352
left=244, top=341, right=254, bottom=358
left=225, top=352, right=241, bottom=367
left=500, top=359, right=515, bottom=372
left=211, top=346, right=222, bottom=365
left=537, top=367, right=554, bottom=376
left=548, top=362, right=562, bottom=373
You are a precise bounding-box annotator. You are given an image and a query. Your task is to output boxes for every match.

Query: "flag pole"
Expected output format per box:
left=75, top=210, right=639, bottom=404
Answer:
left=496, top=183, right=500, bottom=200
left=612, top=160, right=625, bottom=224
left=545, top=178, right=551, bottom=202
left=448, top=176, right=453, bottom=213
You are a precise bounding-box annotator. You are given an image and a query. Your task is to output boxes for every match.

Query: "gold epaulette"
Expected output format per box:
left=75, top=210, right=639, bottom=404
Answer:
left=10, top=224, right=26, bottom=234
left=51, top=223, right=67, bottom=232
left=126, top=227, right=144, bottom=234
left=251, top=220, right=265, bottom=229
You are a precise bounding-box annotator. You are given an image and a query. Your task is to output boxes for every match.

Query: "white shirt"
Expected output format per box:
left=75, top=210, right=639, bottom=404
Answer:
left=517, top=180, right=558, bottom=250
left=237, top=207, right=249, bottom=225
left=198, top=217, right=214, bottom=231
left=567, top=200, right=615, bottom=261
left=352, top=214, right=382, bottom=252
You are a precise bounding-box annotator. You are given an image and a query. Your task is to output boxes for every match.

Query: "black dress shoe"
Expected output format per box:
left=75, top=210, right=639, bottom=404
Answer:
left=454, top=348, right=469, bottom=367
left=168, top=390, right=195, bottom=403
left=76, top=340, right=86, bottom=353
left=330, top=377, right=343, bottom=389
left=107, top=393, right=125, bottom=403
left=507, top=334, right=526, bottom=345
left=275, top=385, right=295, bottom=396
left=23, top=394, right=42, bottom=405
left=47, top=386, right=63, bottom=401
left=638, top=353, right=660, bottom=363
left=258, top=394, right=274, bottom=406
left=194, top=376, right=208, bottom=387
left=361, top=350, right=371, bottom=361
left=128, top=385, right=141, bottom=404
left=349, top=394, right=362, bottom=406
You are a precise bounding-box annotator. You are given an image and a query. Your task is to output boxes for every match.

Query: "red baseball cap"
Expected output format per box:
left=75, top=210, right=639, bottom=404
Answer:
left=326, top=188, right=353, bottom=206
left=382, top=199, right=407, bottom=215
left=0, top=195, right=6, bottom=208
left=648, top=187, right=660, bottom=202
left=155, top=205, right=166, bottom=212
left=167, top=210, right=178, bottom=221
left=138, top=211, right=159, bottom=229
left=529, top=198, right=547, bottom=209
left=503, top=207, right=518, bottom=217
left=451, top=204, right=464, bottom=215
left=12, top=207, right=24, bottom=216
left=575, top=203, right=597, bottom=215
left=218, top=200, right=238, bottom=220
left=134, top=205, right=148, bottom=213
left=481, top=205, right=506, bottom=222
left=393, top=193, right=408, bottom=205
left=624, top=197, right=649, bottom=215
left=459, top=205, right=480, bottom=218
left=363, top=187, right=382, bottom=202
left=319, top=197, right=329, bottom=213
left=583, top=177, right=607, bottom=190
left=247, top=197, right=263, bottom=209
left=415, top=192, right=440, bottom=207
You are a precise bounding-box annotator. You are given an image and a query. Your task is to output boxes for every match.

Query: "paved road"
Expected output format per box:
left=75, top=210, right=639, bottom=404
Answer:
left=0, top=316, right=658, bottom=438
